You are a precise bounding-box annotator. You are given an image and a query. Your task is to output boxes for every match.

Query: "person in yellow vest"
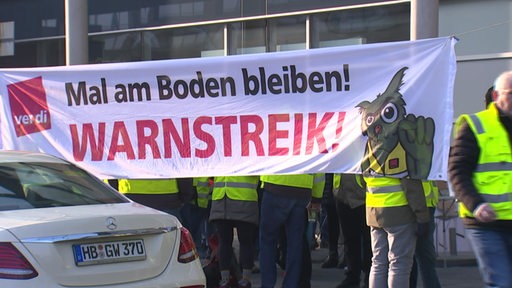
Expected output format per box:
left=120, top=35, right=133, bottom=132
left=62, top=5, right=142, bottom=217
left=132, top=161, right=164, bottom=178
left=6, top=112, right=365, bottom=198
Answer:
left=209, top=175, right=260, bottom=288
left=181, top=177, right=213, bottom=259
left=319, top=173, right=342, bottom=269
left=449, top=70, right=512, bottom=288
left=117, top=178, right=194, bottom=221
left=332, top=173, right=372, bottom=288
left=364, top=175, right=429, bottom=288
left=259, top=173, right=324, bottom=288
left=409, top=180, right=441, bottom=288
left=410, top=180, right=441, bottom=288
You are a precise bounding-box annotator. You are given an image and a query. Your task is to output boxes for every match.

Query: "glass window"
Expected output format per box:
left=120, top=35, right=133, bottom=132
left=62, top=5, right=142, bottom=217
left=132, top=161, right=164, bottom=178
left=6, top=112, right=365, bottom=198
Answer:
left=0, top=39, right=64, bottom=68
left=310, top=3, right=410, bottom=49
left=268, top=16, right=307, bottom=52
left=267, top=0, right=395, bottom=14
left=0, top=160, right=127, bottom=211
left=0, top=0, right=64, bottom=40
left=228, top=20, right=267, bottom=55
left=89, top=32, right=143, bottom=63
left=89, top=0, right=243, bottom=32
left=143, top=24, right=224, bottom=60
left=241, top=0, right=266, bottom=17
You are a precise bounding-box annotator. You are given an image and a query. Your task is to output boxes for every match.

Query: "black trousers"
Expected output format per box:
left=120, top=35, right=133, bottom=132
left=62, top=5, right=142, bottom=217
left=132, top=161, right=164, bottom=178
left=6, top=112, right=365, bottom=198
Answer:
left=214, top=219, right=257, bottom=271
left=335, top=201, right=372, bottom=280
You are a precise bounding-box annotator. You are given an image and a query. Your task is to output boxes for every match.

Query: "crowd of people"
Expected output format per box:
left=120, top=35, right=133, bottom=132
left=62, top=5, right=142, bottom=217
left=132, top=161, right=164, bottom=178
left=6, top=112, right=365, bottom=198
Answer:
left=108, top=173, right=442, bottom=288
left=104, top=70, right=512, bottom=288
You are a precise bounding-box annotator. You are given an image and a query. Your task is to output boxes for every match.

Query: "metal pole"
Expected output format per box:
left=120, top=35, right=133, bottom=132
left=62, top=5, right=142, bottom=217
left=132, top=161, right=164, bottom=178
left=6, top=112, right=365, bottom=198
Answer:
left=410, top=0, right=439, bottom=40
left=65, top=0, right=88, bottom=65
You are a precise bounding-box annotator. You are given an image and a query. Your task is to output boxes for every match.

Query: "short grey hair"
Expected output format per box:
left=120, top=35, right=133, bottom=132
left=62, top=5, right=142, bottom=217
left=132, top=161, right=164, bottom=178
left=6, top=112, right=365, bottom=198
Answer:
left=494, top=71, right=512, bottom=93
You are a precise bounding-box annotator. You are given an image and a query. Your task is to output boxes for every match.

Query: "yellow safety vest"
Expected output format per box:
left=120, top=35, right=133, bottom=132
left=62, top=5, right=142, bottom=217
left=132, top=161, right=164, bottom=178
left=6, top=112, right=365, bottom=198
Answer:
left=456, top=103, right=512, bottom=220
left=260, top=174, right=323, bottom=198
left=312, top=173, right=326, bottom=199
left=364, top=176, right=408, bottom=208
left=333, top=174, right=364, bottom=189
left=422, top=180, right=439, bottom=208
left=118, top=179, right=179, bottom=195
left=193, top=177, right=211, bottom=208
left=212, top=176, right=259, bottom=201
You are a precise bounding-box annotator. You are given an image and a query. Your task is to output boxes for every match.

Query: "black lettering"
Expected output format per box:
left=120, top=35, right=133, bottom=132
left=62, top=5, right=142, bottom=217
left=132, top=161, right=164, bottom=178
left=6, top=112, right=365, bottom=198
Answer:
left=66, top=81, right=88, bottom=106
left=290, top=65, right=307, bottom=93
left=242, top=68, right=260, bottom=95
left=190, top=71, right=205, bottom=98
left=157, top=75, right=173, bottom=100
left=128, top=82, right=151, bottom=101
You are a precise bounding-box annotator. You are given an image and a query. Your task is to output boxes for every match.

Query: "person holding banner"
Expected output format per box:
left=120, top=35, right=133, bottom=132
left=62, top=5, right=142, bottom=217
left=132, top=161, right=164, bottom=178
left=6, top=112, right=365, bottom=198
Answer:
left=117, top=178, right=194, bottom=220
left=409, top=180, right=441, bottom=288
left=332, top=173, right=371, bottom=288
left=209, top=175, right=260, bottom=288
left=258, top=173, right=324, bottom=288
left=364, top=175, right=429, bottom=288
left=449, top=71, right=512, bottom=288
left=181, top=177, right=214, bottom=259
left=319, top=173, right=342, bottom=269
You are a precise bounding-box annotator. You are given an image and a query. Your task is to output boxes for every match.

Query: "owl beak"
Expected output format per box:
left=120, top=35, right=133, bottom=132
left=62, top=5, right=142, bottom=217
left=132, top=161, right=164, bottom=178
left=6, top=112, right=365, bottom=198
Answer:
left=374, top=124, right=382, bottom=135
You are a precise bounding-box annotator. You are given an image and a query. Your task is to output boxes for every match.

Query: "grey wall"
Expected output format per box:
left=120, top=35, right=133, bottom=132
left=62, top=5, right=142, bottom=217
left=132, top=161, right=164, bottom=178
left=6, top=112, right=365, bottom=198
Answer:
left=454, top=57, right=512, bottom=118
left=439, top=0, right=512, bottom=118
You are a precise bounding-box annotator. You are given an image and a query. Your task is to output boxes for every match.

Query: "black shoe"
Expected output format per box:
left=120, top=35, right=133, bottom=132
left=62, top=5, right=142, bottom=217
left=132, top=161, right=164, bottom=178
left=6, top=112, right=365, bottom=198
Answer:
left=335, top=277, right=360, bottom=288
left=321, top=255, right=338, bottom=268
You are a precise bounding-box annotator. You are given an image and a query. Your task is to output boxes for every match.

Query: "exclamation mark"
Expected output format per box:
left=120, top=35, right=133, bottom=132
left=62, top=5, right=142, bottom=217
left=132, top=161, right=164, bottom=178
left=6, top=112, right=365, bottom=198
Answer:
left=343, top=64, right=350, bottom=91
left=331, top=112, right=346, bottom=152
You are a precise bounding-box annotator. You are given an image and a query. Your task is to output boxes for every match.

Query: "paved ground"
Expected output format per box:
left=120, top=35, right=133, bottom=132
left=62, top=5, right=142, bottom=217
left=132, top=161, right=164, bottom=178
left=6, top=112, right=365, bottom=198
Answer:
left=250, top=248, right=483, bottom=288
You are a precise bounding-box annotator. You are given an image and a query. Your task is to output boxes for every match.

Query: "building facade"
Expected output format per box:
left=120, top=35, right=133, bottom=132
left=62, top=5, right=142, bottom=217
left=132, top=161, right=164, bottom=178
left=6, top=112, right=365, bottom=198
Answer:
left=2, top=0, right=508, bottom=116
left=0, top=0, right=412, bottom=66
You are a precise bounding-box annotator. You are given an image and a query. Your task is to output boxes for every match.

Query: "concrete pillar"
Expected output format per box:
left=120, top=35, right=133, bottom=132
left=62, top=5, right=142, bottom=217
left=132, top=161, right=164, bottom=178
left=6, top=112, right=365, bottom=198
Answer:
left=65, top=0, right=88, bottom=65
left=410, top=0, right=439, bottom=40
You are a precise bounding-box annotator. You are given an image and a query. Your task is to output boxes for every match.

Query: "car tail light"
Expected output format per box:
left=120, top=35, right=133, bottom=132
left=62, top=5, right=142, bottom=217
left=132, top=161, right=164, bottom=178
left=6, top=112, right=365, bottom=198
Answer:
left=0, top=243, right=38, bottom=279
left=178, top=227, right=199, bottom=263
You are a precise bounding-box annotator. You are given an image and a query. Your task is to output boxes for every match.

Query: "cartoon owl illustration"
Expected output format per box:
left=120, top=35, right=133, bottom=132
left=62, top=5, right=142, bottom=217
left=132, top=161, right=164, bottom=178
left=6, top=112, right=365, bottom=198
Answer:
left=356, top=67, right=435, bottom=179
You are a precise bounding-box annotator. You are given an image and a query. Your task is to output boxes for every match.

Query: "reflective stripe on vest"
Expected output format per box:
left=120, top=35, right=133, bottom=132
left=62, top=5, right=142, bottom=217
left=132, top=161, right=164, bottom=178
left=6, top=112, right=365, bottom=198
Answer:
left=456, top=104, right=512, bottom=220
left=212, top=176, right=259, bottom=201
left=260, top=174, right=314, bottom=189
left=422, top=180, right=439, bottom=208
left=364, top=177, right=408, bottom=208
left=333, top=174, right=341, bottom=189
left=194, top=177, right=211, bottom=208
left=117, top=179, right=179, bottom=195
left=312, top=173, right=326, bottom=198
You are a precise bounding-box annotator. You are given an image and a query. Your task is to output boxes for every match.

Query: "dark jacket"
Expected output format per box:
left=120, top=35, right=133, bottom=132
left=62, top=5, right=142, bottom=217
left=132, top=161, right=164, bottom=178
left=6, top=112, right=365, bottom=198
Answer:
left=448, top=107, right=512, bottom=229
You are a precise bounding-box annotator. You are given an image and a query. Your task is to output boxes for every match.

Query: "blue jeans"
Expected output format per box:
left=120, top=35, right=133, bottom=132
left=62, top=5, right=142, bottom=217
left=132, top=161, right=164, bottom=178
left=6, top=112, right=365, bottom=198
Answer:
left=259, top=190, right=309, bottom=288
left=465, top=227, right=512, bottom=288
left=413, top=207, right=441, bottom=288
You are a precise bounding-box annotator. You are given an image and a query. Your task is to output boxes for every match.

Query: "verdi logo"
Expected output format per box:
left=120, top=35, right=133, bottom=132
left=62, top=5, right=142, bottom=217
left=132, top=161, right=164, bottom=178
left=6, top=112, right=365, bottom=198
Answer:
left=8, top=76, right=52, bottom=137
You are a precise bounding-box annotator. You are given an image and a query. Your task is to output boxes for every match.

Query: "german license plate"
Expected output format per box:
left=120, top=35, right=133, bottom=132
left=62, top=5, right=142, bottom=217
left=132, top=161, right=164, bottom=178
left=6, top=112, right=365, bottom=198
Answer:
left=73, top=239, right=146, bottom=266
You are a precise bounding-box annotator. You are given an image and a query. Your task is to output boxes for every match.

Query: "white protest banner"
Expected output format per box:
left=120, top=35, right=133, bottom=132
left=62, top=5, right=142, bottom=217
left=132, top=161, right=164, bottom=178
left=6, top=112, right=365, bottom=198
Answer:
left=0, top=37, right=456, bottom=180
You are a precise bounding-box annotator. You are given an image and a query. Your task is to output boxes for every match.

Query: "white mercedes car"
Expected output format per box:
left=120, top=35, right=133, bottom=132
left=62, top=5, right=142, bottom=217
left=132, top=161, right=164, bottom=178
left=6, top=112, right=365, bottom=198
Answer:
left=0, top=150, right=206, bottom=288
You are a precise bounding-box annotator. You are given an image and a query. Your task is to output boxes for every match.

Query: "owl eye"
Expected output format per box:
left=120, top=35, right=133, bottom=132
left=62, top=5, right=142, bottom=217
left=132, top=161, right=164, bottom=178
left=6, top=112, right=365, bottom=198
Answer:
left=366, top=115, right=375, bottom=126
left=380, top=103, right=398, bottom=123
